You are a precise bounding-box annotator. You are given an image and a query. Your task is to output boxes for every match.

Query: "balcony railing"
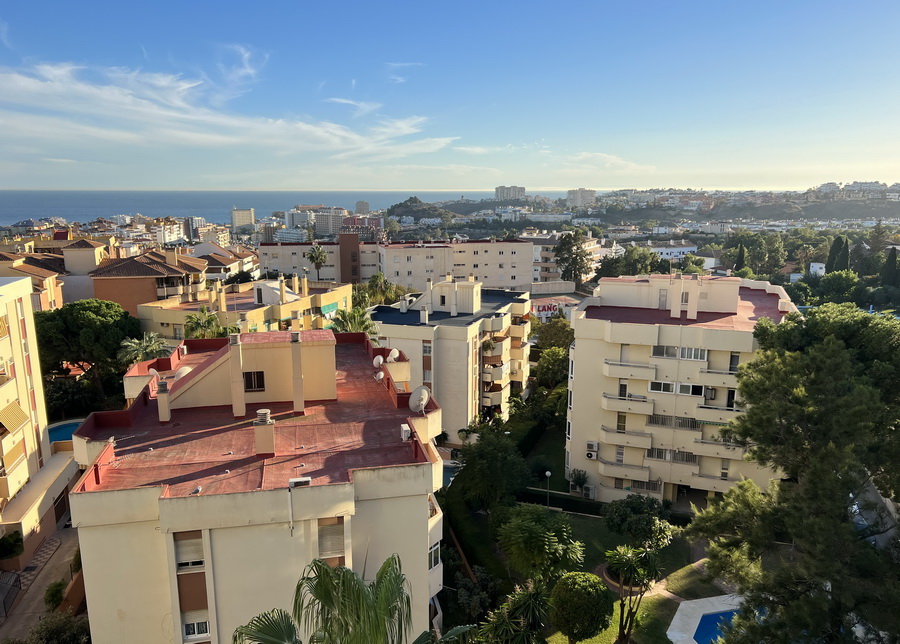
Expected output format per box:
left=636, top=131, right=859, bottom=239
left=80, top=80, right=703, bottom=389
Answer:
left=697, top=402, right=742, bottom=412
left=700, top=368, right=738, bottom=375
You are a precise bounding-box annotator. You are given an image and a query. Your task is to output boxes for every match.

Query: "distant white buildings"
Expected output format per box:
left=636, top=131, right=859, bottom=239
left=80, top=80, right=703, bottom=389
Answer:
left=495, top=186, right=526, bottom=200
left=567, top=188, right=597, bottom=209
left=230, top=207, right=255, bottom=230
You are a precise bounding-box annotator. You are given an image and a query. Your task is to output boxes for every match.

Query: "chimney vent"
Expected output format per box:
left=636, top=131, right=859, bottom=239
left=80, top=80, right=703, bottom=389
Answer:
left=291, top=331, right=301, bottom=343
left=255, top=408, right=273, bottom=425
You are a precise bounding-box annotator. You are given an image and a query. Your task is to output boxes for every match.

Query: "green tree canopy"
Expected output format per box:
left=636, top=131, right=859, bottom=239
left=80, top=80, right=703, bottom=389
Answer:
left=686, top=304, right=900, bottom=641
left=604, top=494, right=673, bottom=551
left=882, top=246, right=898, bottom=287
left=553, top=230, right=593, bottom=288
left=35, top=299, right=141, bottom=396
left=533, top=316, right=574, bottom=350
left=825, top=235, right=844, bottom=273
left=496, top=504, right=584, bottom=581
left=605, top=546, right=660, bottom=644
left=455, top=432, right=530, bottom=510
left=117, top=331, right=171, bottom=367
left=331, top=307, right=379, bottom=344
left=477, top=582, right=549, bottom=644
left=534, top=346, right=568, bottom=387
left=185, top=305, right=234, bottom=339
left=304, top=245, right=328, bottom=280
left=1, top=611, right=92, bottom=644
left=549, top=572, right=614, bottom=644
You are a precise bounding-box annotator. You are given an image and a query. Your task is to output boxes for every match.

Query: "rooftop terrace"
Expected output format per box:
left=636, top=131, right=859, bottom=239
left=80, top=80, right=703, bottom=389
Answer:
left=74, top=341, right=428, bottom=498
left=371, top=289, right=528, bottom=328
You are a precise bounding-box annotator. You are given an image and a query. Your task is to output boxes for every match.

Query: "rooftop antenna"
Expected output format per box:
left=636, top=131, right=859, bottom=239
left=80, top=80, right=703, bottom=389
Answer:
left=375, top=371, right=385, bottom=383
left=148, top=368, right=159, bottom=379
left=386, top=348, right=400, bottom=363
left=173, top=366, right=193, bottom=381
left=373, top=355, right=384, bottom=369
left=409, top=385, right=431, bottom=415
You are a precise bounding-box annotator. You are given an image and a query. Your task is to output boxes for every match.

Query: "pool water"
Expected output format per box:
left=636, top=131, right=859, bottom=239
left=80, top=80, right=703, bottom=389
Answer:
left=48, top=421, right=83, bottom=443
left=442, top=461, right=460, bottom=488
left=693, top=609, right=737, bottom=643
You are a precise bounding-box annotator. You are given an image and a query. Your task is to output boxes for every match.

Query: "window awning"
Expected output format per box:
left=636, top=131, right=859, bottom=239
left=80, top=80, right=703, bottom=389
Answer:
left=320, top=302, right=339, bottom=314
left=0, top=402, right=28, bottom=433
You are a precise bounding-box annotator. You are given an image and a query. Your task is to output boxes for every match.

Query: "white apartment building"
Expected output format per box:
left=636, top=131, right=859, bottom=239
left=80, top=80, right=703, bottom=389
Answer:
left=198, top=225, right=231, bottom=247
left=230, top=208, right=255, bottom=230
left=495, top=186, right=526, bottom=200
left=314, top=208, right=349, bottom=236
left=567, top=188, right=597, bottom=209
left=519, top=229, right=605, bottom=283
left=71, top=332, right=445, bottom=644
left=285, top=209, right=315, bottom=230
left=371, top=275, right=530, bottom=440
left=259, top=238, right=533, bottom=290
left=150, top=221, right=186, bottom=246
left=566, top=275, right=795, bottom=507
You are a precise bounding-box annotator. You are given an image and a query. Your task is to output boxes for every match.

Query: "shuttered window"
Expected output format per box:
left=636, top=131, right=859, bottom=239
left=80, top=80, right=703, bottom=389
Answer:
left=182, top=609, right=209, bottom=639
left=175, top=535, right=204, bottom=570
left=318, top=517, right=344, bottom=558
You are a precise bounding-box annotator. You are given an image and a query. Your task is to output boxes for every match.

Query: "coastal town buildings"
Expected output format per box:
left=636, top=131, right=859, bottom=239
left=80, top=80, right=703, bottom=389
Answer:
left=230, top=208, right=255, bottom=231
left=518, top=229, right=606, bottom=284
left=70, top=331, right=444, bottom=644
left=566, top=188, right=597, bottom=209
left=565, top=275, right=796, bottom=506
left=0, top=277, right=80, bottom=571
left=137, top=275, right=352, bottom=342
left=371, top=275, right=530, bottom=441
left=495, top=186, right=526, bottom=200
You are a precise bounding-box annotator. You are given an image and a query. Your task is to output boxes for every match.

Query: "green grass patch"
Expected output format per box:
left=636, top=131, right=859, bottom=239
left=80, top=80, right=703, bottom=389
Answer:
left=566, top=513, right=693, bottom=577
left=527, top=426, right=568, bottom=492
left=664, top=562, right=724, bottom=600
left=547, top=594, right=679, bottom=644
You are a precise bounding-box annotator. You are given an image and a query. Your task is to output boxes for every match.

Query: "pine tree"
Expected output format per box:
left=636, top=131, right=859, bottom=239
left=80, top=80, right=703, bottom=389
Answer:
left=825, top=236, right=843, bottom=273
left=733, top=243, right=746, bottom=271
left=835, top=237, right=850, bottom=271
left=882, top=247, right=898, bottom=287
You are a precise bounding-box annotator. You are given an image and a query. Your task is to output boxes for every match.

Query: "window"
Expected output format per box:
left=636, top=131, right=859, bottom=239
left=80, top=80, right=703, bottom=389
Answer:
left=407, top=270, right=412, bottom=276
left=569, top=360, right=574, bottom=379
left=499, top=263, right=504, bottom=269
left=567, top=390, right=573, bottom=409
left=680, top=347, right=707, bottom=361
left=499, top=250, right=505, bottom=255
left=681, top=292, right=689, bottom=305
left=616, top=413, right=626, bottom=432
left=631, top=479, right=661, bottom=493
left=651, top=345, right=677, bottom=358
left=318, top=517, right=345, bottom=558
left=646, top=447, right=670, bottom=461
left=423, top=369, right=432, bottom=381
left=428, top=542, right=441, bottom=569
left=615, top=445, right=624, bottom=464
left=422, top=342, right=432, bottom=356
left=183, top=616, right=210, bottom=639
left=173, top=324, right=184, bottom=340
left=566, top=420, right=571, bottom=441
left=672, top=450, right=699, bottom=464
left=440, top=295, right=446, bottom=306
left=512, top=250, right=517, bottom=255
left=614, top=478, right=624, bottom=489
left=407, top=256, right=412, bottom=261
left=243, top=371, right=265, bottom=392
left=175, top=534, right=204, bottom=570
left=649, top=381, right=674, bottom=393
left=678, top=383, right=704, bottom=396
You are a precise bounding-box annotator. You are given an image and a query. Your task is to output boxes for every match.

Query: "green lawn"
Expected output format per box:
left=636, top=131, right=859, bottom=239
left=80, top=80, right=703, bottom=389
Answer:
left=547, top=594, right=679, bottom=644
left=664, top=562, right=724, bottom=600
left=567, top=513, right=694, bottom=577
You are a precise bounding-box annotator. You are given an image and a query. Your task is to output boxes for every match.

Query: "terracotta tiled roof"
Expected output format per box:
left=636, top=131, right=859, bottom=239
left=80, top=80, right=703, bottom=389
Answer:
left=144, top=251, right=207, bottom=272
left=22, top=254, right=67, bottom=274
left=0, top=252, right=21, bottom=262
left=10, top=263, right=58, bottom=279
left=64, top=239, right=106, bottom=249
left=200, top=253, right=239, bottom=267
left=91, top=256, right=186, bottom=278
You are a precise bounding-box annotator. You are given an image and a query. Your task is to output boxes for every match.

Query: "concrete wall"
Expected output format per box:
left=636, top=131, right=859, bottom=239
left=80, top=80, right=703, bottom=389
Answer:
left=93, top=277, right=158, bottom=316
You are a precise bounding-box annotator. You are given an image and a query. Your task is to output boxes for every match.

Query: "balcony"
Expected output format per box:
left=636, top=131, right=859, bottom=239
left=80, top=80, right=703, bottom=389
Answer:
left=597, top=457, right=650, bottom=482
left=694, top=403, right=741, bottom=424
left=690, top=472, right=740, bottom=494
left=0, top=454, right=27, bottom=499
left=599, top=426, right=652, bottom=450
left=482, top=364, right=510, bottom=384
left=601, top=393, right=654, bottom=415
left=481, top=384, right=510, bottom=407
left=508, top=322, right=529, bottom=339
left=483, top=314, right=509, bottom=333
left=483, top=336, right=510, bottom=359
left=692, top=438, right=742, bottom=459
left=603, top=360, right=656, bottom=380
left=695, top=368, right=738, bottom=388
left=156, top=285, right=184, bottom=298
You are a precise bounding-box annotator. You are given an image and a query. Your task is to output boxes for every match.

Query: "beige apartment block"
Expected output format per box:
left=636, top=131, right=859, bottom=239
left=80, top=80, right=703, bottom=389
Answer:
left=371, top=274, right=531, bottom=441
left=518, top=229, right=605, bottom=283
left=137, top=276, right=352, bottom=343
left=0, top=278, right=80, bottom=570
left=230, top=207, right=255, bottom=230
left=70, top=331, right=445, bottom=644
left=566, top=275, right=796, bottom=507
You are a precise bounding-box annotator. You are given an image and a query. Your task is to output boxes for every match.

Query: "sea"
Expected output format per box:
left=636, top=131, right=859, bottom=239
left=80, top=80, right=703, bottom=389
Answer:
left=0, top=190, right=568, bottom=227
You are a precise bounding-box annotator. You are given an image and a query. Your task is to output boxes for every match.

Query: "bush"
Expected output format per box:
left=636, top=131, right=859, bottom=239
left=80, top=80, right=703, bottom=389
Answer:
left=44, top=580, right=66, bottom=610
left=0, top=531, right=24, bottom=560
left=527, top=454, right=554, bottom=484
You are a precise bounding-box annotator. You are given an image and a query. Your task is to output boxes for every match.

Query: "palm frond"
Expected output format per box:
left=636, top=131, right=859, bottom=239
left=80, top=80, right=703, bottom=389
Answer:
left=232, top=608, right=302, bottom=644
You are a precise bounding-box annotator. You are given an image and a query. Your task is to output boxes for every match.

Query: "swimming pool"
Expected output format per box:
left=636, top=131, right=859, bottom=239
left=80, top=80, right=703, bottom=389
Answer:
left=693, top=609, right=737, bottom=643
left=48, top=420, right=84, bottom=443
left=442, top=461, right=460, bottom=488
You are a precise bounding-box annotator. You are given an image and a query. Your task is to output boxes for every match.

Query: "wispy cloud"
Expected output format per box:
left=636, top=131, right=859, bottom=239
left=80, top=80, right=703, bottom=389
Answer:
left=212, top=44, right=267, bottom=105
left=0, top=19, right=10, bottom=50
left=560, top=151, right=656, bottom=176
left=139, top=44, right=149, bottom=62
left=385, top=62, right=424, bottom=85
left=386, top=62, right=424, bottom=68
left=388, top=75, right=407, bottom=84
left=325, top=97, right=382, bottom=117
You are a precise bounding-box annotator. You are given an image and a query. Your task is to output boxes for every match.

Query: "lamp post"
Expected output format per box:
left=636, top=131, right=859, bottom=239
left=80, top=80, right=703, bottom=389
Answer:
left=545, top=471, right=552, bottom=507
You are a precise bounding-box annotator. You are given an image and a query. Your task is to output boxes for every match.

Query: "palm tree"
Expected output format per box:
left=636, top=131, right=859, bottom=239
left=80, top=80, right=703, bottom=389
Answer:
left=331, top=307, right=379, bottom=345
left=233, top=555, right=472, bottom=644
left=605, top=546, right=660, bottom=644
left=185, top=306, right=226, bottom=339
left=305, top=245, right=328, bottom=281
left=117, top=332, right=171, bottom=367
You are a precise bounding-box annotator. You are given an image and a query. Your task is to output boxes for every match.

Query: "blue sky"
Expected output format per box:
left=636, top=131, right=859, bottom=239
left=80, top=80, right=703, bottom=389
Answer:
left=1, top=1, right=899, bottom=191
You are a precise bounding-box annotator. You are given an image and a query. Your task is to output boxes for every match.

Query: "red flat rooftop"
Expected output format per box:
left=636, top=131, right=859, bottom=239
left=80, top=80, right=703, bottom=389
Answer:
left=75, top=343, right=427, bottom=498
left=583, top=287, right=786, bottom=332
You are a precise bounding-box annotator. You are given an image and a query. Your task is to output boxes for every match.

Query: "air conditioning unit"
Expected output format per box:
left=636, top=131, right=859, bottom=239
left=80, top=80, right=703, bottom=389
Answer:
left=586, top=441, right=599, bottom=451
left=400, top=424, right=412, bottom=441
left=288, top=477, right=312, bottom=488
left=582, top=485, right=596, bottom=500
left=585, top=451, right=598, bottom=460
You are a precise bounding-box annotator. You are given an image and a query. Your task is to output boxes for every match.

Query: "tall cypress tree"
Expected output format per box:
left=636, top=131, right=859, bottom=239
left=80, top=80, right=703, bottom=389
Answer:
left=882, top=247, right=897, bottom=287
left=824, top=236, right=843, bottom=273
left=835, top=237, right=850, bottom=272
left=733, top=243, right=746, bottom=271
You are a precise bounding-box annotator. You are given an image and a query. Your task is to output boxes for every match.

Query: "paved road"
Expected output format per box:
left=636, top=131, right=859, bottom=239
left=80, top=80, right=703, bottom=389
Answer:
left=0, top=528, right=80, bottom=641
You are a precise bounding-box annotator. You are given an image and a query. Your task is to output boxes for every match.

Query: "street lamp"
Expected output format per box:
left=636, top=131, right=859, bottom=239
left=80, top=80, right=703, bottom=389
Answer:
left=545, top=471, right=552, bottom=507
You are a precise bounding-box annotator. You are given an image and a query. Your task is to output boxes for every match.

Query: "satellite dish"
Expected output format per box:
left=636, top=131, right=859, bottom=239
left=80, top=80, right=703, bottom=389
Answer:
left=386, top=348, right=400, bottom=363
left=173, top=366, right=193, bottom=381
left=375, top=372, right=385, bottom=383
left=148, top=368, right=159, bottom=379
left=409, top=386, right=431, bottom=415
left=373, top=355, right=384, bottom=369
